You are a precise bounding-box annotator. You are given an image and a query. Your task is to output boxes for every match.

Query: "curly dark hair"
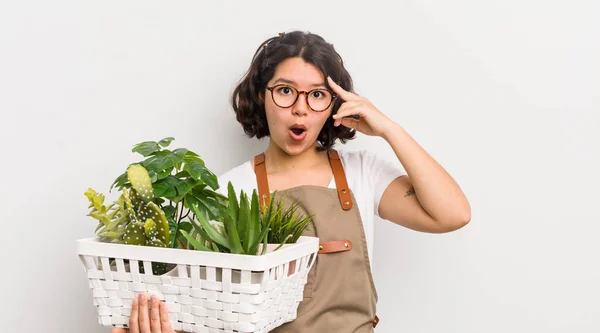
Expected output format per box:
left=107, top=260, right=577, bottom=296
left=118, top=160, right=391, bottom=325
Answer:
left=231, top=31, right=356, bottom=151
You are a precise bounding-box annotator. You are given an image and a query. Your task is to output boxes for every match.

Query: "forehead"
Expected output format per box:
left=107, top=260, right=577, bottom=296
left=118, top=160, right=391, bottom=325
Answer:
left=270, top=57, right=325, bottom=87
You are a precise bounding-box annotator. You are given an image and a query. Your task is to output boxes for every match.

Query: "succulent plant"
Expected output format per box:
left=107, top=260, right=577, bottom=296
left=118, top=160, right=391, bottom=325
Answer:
left=84, top=188, right=129, bottom=243
left=180, top=182, right=313, bottom=255
left=265, top=196, right=313, bottom=245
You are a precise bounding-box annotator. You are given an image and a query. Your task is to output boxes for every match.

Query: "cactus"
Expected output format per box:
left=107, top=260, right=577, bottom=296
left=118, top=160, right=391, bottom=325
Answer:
left=123, top=222, right=146, bottom=245
left=85, top=165, right=171, bottom=274
left=121, top=165, right=170, bottom=247
left=127, top=164, right=154, bottom=202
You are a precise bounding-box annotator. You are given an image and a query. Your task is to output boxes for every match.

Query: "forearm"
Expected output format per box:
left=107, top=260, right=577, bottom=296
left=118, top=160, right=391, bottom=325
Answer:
left=382, top=123, right=471, bottom=225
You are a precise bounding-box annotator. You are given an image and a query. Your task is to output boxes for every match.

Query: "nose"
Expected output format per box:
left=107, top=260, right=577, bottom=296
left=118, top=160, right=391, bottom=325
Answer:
left=292, top=92, right=309, bottom=116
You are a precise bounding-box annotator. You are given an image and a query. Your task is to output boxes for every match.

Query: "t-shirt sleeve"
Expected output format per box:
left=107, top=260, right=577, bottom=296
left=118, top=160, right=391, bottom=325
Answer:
left=361, top=150, right=406, bottom=217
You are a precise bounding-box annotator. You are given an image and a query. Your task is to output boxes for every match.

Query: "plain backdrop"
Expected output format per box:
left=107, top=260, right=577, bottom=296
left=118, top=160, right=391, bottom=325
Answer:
left=1, top=1, right=599, bottom=332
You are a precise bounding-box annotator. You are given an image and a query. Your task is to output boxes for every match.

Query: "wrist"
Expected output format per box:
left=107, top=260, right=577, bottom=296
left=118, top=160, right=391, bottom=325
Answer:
left=381, top=122, right=405, bottom=142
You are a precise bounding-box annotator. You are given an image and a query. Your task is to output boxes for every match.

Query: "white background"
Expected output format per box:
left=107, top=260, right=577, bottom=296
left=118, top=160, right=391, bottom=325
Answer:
left=1, top=1, right=599, bottom=332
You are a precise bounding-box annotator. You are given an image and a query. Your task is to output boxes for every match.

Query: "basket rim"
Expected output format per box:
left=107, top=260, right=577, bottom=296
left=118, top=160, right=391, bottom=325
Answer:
left=76, top=235, right=319, bottom=271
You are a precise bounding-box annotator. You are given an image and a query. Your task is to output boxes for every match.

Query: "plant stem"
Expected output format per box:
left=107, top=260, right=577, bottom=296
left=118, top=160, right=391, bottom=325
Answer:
left=180, top=209, right=190, bottom=221
left=178, top=200, right=185, bottom=223
left=174, top=201, right=180, bottom=224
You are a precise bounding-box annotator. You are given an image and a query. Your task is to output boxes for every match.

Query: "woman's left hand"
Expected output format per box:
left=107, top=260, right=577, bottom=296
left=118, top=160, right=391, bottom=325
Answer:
left=328, top=76, right=395, bottom=137
left=112, top=293, right=179, bottom=333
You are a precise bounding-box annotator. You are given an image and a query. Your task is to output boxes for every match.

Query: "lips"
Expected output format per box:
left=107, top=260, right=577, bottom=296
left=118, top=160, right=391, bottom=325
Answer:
left=289, top=124, right=307, bottom=141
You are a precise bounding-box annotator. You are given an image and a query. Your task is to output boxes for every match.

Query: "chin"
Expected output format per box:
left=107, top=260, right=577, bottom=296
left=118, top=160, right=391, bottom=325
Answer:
left=279, top=141, right=315, bottom=156
left=282, top=145, right=306, bottom=156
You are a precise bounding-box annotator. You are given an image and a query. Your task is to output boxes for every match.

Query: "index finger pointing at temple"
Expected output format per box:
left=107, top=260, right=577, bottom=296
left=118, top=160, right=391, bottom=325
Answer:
left=327, top=76, right=359, bottom=101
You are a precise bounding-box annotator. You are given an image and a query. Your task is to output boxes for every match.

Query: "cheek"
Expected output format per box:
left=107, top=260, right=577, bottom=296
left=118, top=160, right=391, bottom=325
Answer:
left=264, top=102, right=283, bottom=130
left=315, top=111, right=332, bottom=128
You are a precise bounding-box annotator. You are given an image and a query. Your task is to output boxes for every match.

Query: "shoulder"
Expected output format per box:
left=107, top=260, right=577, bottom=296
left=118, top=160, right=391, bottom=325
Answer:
left=335, top=147, right=405, bottom=194
left=335, top=148, right=388, bottom=172
left=333, top=148, right=377, bottom=189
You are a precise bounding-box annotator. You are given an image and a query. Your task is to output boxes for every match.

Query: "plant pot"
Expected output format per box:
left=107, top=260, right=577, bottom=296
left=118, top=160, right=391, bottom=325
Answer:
left=76, top=236, right=319, bottom=333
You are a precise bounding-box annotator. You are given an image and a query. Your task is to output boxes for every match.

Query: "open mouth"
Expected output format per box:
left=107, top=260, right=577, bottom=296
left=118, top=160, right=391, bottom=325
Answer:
left=289, top=124, right=307, bottom=141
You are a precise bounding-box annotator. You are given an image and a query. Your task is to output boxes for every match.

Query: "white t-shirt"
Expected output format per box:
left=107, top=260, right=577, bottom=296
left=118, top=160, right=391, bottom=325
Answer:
left=216, top=149, right=406, bottom=264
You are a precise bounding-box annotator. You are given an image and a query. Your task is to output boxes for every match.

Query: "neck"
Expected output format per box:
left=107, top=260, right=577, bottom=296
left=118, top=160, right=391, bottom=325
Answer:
left=264, top=142, right=325, bottom=174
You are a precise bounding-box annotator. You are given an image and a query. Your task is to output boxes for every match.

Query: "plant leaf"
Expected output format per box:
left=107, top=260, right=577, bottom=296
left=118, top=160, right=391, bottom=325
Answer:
left=193, top=194, right=225, bottom=221
left=191, top=203, right=231, bottom=250
left=142, top=150, right=173, bottom=172
left=245, top=191, right=259, bottom=253
left=180, top=230, right=212, bottom=252
left=157, top=167, right=174, bottom=181
left=274, top=234, right=292, bottom=252
left=110, top=171, right=129, bottom=192
left=183, top=158, right=204, bottom=180
left=237, top=194, right=249, bottom=252
left=227, top=182, right=239, bottom=225
left=142, top=149, right=187, bottom=173
left=162, top=205, right=177, bottom=220
left=158, top=137, right=175, bottom=147
left=200, top=167, right=219, bottom=190
left=152, top=175, right=181, bottom=198
left=175, top=178, right=199, bottom=199
left=132, top=141, right=161, bottom=157
left=223, top=213, right=244, bottom=254
left=250, top=212, right=272, bottom=255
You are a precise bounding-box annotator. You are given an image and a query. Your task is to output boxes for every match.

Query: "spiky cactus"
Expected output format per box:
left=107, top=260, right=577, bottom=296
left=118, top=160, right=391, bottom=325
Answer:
left=85, top=164, right=172, bottom=274
left=122, top=164, right=170, bottom=247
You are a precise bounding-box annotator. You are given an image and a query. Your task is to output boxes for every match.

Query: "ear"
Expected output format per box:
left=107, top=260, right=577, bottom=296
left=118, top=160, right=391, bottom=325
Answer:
left=258, top=91, right=264, bottom=102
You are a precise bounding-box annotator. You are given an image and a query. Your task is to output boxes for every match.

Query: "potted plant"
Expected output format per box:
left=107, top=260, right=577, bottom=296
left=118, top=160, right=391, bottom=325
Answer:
left=78, top=138, right=319, bottom=333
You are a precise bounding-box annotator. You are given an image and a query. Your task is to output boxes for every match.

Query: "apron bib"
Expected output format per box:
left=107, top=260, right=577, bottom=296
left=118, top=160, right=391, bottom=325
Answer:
left=254, top=149, right=380, bottom=332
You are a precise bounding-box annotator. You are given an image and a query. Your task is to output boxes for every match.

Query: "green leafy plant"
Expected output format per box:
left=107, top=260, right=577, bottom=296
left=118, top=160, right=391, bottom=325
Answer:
left=107, top=137, right=228, bottom=249
left=84, top=138, right=229, bottom=273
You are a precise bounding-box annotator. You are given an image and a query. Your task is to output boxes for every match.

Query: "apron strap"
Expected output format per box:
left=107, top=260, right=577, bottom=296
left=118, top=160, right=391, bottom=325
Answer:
left=253, top=149, right=353, bottom=211
left=327, top=149, right=353, bottom=211
left=253, top=153, right=271, bottom=209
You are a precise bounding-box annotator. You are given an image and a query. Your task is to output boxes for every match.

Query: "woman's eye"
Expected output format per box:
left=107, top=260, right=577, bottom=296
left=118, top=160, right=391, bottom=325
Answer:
left=311, top=91, right=323, bottom=98
left=278, top=87, right=293, bottom=95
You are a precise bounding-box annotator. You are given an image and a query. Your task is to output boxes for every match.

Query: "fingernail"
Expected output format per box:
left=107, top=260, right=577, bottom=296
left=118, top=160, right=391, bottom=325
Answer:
left=139, top=293, right=145, bottom=302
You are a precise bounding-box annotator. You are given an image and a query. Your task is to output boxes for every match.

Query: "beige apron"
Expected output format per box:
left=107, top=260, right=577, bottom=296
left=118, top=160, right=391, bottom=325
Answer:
left=254, top=149, right=380, bottom=332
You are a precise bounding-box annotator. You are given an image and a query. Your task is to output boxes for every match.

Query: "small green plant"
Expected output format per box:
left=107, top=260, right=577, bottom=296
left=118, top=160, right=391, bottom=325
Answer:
left=180, top=182, right=313, bottom=255
left=265, top=197, right=313, bottom=245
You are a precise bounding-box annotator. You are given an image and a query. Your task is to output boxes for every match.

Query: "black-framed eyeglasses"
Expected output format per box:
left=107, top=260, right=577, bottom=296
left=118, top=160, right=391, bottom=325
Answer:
left=266, top=84, right=337, bottom=112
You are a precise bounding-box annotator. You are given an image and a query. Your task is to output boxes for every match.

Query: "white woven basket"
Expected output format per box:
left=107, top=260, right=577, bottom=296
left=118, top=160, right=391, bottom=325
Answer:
left=76, top=236, right=319, bottom=333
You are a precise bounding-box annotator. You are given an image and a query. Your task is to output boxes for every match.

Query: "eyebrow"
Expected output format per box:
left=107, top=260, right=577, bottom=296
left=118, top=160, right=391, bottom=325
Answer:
left=272, top=78, right=326, bottom=88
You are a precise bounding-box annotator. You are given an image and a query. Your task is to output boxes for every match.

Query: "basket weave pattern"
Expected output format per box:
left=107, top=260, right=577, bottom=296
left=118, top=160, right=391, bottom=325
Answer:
left=77, top=237, right=318, bottom=333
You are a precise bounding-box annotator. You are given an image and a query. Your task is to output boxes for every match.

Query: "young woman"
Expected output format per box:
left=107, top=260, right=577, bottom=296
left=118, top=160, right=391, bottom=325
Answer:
left=115, top=30, right=471, bottom=333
